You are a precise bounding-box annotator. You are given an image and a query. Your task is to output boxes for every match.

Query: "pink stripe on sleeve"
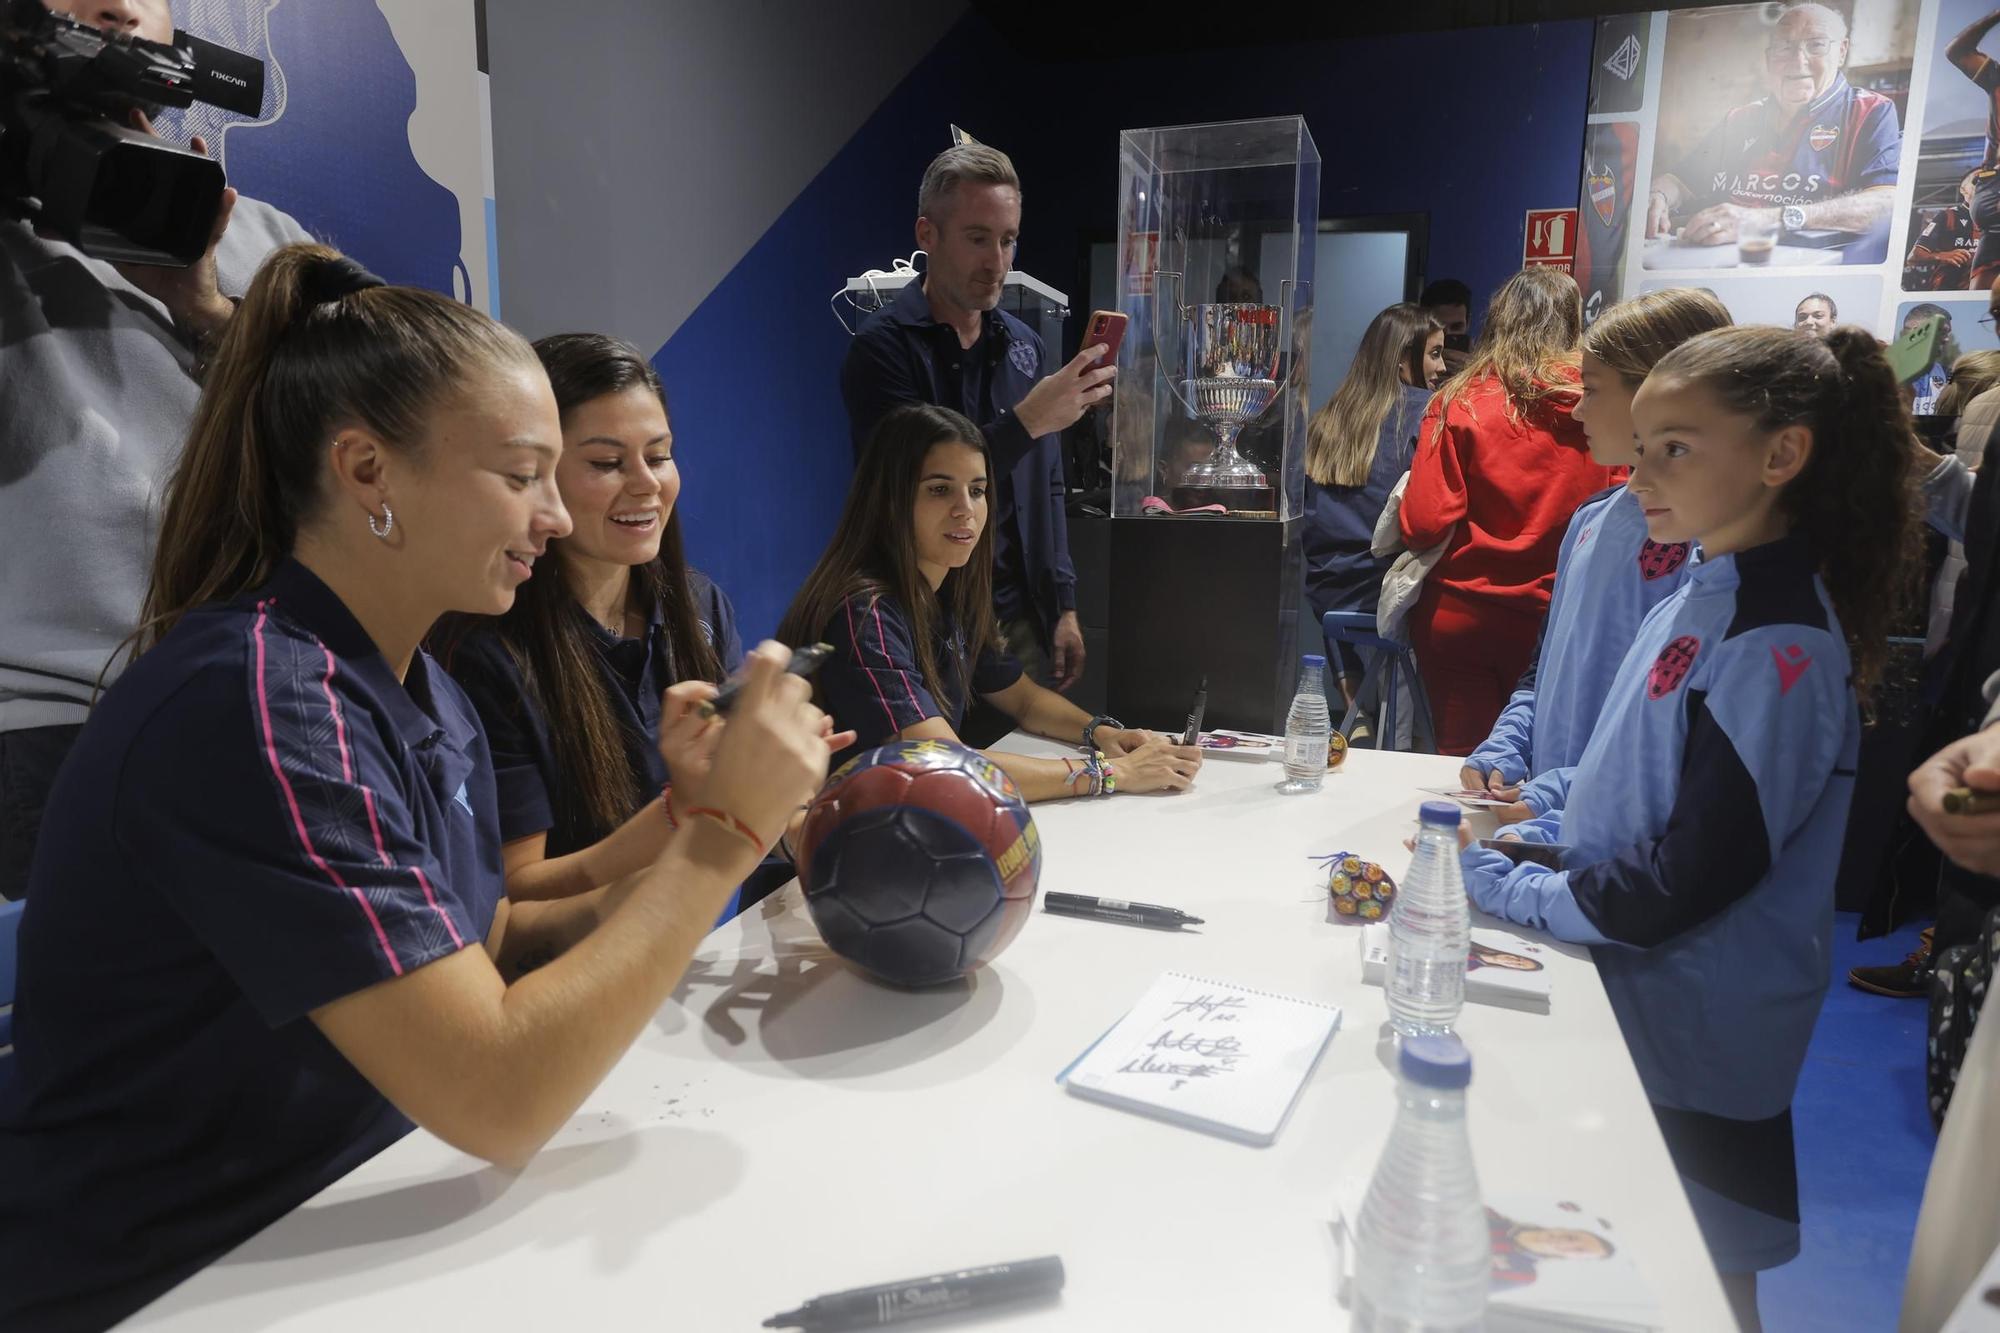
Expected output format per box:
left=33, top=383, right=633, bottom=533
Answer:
left=868, top=597, right=927, bottom=717
left=843, top=594, right=902, bottom=733
left=254, top=602, right=403, bottom=977
left=316, top=644, right=465, bottom=952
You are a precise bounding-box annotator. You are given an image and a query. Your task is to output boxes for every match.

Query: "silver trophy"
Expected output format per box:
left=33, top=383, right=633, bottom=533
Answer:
left=1177, top=301, right=1281, bottom=490
left=1150, top=275, right=1294, bottom=506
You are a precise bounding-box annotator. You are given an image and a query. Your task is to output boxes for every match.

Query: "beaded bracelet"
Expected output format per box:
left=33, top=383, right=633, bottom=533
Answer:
left=1081, top=750, right=1117, bottom=798
left=659, top=783, right=681, bottom=830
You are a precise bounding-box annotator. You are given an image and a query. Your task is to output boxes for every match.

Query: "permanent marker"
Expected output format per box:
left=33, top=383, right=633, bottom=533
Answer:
left=763, top=1255, right=1065, bottom=1330
left=1044, top=892, right=1203, bottom=928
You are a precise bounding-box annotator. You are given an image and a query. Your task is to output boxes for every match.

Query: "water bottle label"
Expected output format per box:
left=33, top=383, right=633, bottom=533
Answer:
left=1285, top=734, right=1323, bottom=769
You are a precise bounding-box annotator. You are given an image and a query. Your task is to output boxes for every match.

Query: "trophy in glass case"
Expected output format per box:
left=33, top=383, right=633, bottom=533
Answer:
left=1106, top=115, right=1321, bottom=739
left=1159, top=296, right=1286, bottom=510
left=1109, top=116, right=1317, bottom=521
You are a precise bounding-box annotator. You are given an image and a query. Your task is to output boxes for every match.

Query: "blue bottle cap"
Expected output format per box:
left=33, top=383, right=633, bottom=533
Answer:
left=1302, top=653, right=1326, bottom=668
left=1399, top=1034, right=1473, bottom=1089
left=1419, top=800, right=1462, bottom=827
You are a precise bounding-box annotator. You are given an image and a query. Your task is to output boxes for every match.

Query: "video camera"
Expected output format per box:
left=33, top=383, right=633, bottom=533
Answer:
left=0, top=0, right=263, bottom=266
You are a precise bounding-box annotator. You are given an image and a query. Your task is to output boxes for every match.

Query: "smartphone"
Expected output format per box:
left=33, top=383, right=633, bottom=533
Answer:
left=1886, top=316, right=1943, bottom=384
left=1479, top=838, right=1568, bottom=871
left=1082, top=310, right=1128, bottom=372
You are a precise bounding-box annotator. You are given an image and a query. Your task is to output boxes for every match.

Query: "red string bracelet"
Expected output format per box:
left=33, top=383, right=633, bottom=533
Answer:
left=686, top=805, right=765, bottom=856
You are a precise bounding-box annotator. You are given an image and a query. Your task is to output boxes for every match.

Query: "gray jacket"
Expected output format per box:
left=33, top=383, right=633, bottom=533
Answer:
left=0, top=197, right=313, bottom=730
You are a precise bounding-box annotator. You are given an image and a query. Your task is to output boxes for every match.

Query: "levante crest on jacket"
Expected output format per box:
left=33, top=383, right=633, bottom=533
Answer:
left=1647, top=635, right=1701, bottom=700
left=1007, top=336, right=1038, bottom=378
left=1637, top=540, right=1690, bottom=582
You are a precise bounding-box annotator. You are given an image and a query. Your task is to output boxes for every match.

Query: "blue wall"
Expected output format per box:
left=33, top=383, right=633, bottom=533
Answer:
left=659, top=13, right=1595, bottom=640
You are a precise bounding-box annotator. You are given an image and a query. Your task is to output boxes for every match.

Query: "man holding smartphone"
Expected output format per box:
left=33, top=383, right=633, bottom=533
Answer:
left=841, top=143, right=1113, bottom=693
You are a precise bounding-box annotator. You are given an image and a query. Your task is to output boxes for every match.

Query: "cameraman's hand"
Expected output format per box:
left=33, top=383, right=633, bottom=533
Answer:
left=114, top=111, right=237, bottom=342
left=1014, top=345, right=1116, bottom=438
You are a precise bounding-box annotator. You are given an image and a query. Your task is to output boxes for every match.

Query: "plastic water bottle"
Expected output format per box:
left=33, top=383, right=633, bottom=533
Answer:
left=1352, top=1035, right=1489, bottom=1332
left=1386, top=801, right=1470, bottom=1036
left=1277, top=653, right=1331, bottom=795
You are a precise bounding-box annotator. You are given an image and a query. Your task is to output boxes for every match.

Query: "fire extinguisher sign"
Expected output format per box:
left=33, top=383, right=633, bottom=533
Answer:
left=1523, top=208, right=1578, bottom=271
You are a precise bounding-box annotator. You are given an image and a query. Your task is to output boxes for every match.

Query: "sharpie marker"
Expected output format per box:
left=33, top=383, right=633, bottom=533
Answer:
left=763, top=1255, right=1065, bottom=1330
left=1045, top=891, right=1203, bottom=928
left=699, top=642, right=833, bottom=718
left=1182, top=676, right=1208, bottom=748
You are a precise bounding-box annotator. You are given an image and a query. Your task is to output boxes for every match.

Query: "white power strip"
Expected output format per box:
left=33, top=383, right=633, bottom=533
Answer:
left=830, top=256, right=1070, bottom=334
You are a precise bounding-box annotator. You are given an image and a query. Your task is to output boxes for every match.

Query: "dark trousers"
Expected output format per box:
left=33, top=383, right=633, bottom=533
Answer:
left=1937, top=866, right=2000, bottom=956
left=0, top=724, right=82, bottom=902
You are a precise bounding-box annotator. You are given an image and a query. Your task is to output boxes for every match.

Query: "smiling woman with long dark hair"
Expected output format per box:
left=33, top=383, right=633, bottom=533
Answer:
left=432, top=333, right=745, bottom=902
left=780, top=403, right=1202, bottom=803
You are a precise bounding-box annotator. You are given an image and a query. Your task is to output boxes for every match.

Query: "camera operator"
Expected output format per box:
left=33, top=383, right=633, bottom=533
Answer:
left=0, top=0, right=310, bottom=900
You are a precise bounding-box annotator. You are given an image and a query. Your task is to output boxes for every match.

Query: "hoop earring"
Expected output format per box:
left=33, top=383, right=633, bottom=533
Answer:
left=368, top=505, right=395, bottom=540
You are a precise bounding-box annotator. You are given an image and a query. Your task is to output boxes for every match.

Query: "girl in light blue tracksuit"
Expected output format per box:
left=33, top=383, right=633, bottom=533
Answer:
left=1462, top=289, right=1731, bottom=816
left=1459, top=324, right=1922, bottom=1326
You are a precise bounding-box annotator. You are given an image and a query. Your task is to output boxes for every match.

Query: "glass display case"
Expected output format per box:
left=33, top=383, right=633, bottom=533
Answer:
left=1109, top=117, right=1319, bottom=521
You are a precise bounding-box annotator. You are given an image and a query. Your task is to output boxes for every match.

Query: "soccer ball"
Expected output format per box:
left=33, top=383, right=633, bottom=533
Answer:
left=795, top=739, right=1042, bottom=987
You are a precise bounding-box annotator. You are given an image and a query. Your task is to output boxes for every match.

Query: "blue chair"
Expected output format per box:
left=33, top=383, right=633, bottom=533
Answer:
left=0, top=897, right=22, bottom=1104
left=1321, top=611, right=1435, bottom=753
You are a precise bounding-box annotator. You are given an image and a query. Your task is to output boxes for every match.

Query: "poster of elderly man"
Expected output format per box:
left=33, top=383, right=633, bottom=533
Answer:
left=1641, top=0, right=1916, bottom=271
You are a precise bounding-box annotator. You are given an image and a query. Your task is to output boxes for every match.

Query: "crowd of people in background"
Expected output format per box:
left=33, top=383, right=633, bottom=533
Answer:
left=1295, top=251, right=2000, bottom=1333
left=1, top=6, right=1998, bottom=1323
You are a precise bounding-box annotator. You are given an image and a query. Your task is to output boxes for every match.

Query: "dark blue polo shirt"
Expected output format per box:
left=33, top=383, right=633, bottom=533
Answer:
left=816, top=587, right=1023, bottom=768
left=439, top=572, right=743, bottom=854
left=840, top=280, right=1076, bottom=645
left=0, top=559, right=505, bottom=1331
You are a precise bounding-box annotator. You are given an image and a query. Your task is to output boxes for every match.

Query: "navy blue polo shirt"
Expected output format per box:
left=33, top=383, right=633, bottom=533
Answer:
left=816, top=587, right=1023, bottom=768
left=440, top=572, right=743, bottom=854
left=0, top=559, right=505, bottom=1331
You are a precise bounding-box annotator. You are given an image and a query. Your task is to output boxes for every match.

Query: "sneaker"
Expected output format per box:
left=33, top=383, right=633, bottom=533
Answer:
left=1847, top=927, right=1935, bottom=998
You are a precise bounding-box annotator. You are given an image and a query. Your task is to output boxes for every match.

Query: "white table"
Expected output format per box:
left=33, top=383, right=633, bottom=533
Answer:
left=1641, top=235, right=1843, bottom=269
left=133, top=741, right=1732, bottom=1331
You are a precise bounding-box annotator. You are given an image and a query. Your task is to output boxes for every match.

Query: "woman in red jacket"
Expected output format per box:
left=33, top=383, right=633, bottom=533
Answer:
left=1399, top=268, right=1613, bottom=755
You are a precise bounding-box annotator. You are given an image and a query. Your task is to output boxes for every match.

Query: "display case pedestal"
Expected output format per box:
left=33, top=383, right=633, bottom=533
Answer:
left=1106, top=515, right=1304, bottom=736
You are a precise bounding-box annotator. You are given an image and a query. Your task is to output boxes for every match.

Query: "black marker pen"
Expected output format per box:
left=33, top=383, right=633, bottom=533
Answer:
left=1045, top=892, right=1203, bottom=929
left=699, top=642, right=833, bottom=719
left=1183, top=675, right=1208, bottom=748
left=763, top=1256, right=1065, bottom=1330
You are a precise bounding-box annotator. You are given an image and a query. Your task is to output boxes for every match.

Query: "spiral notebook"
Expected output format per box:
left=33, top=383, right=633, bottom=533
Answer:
left=1057, top=970, right=1342, bottom=1146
